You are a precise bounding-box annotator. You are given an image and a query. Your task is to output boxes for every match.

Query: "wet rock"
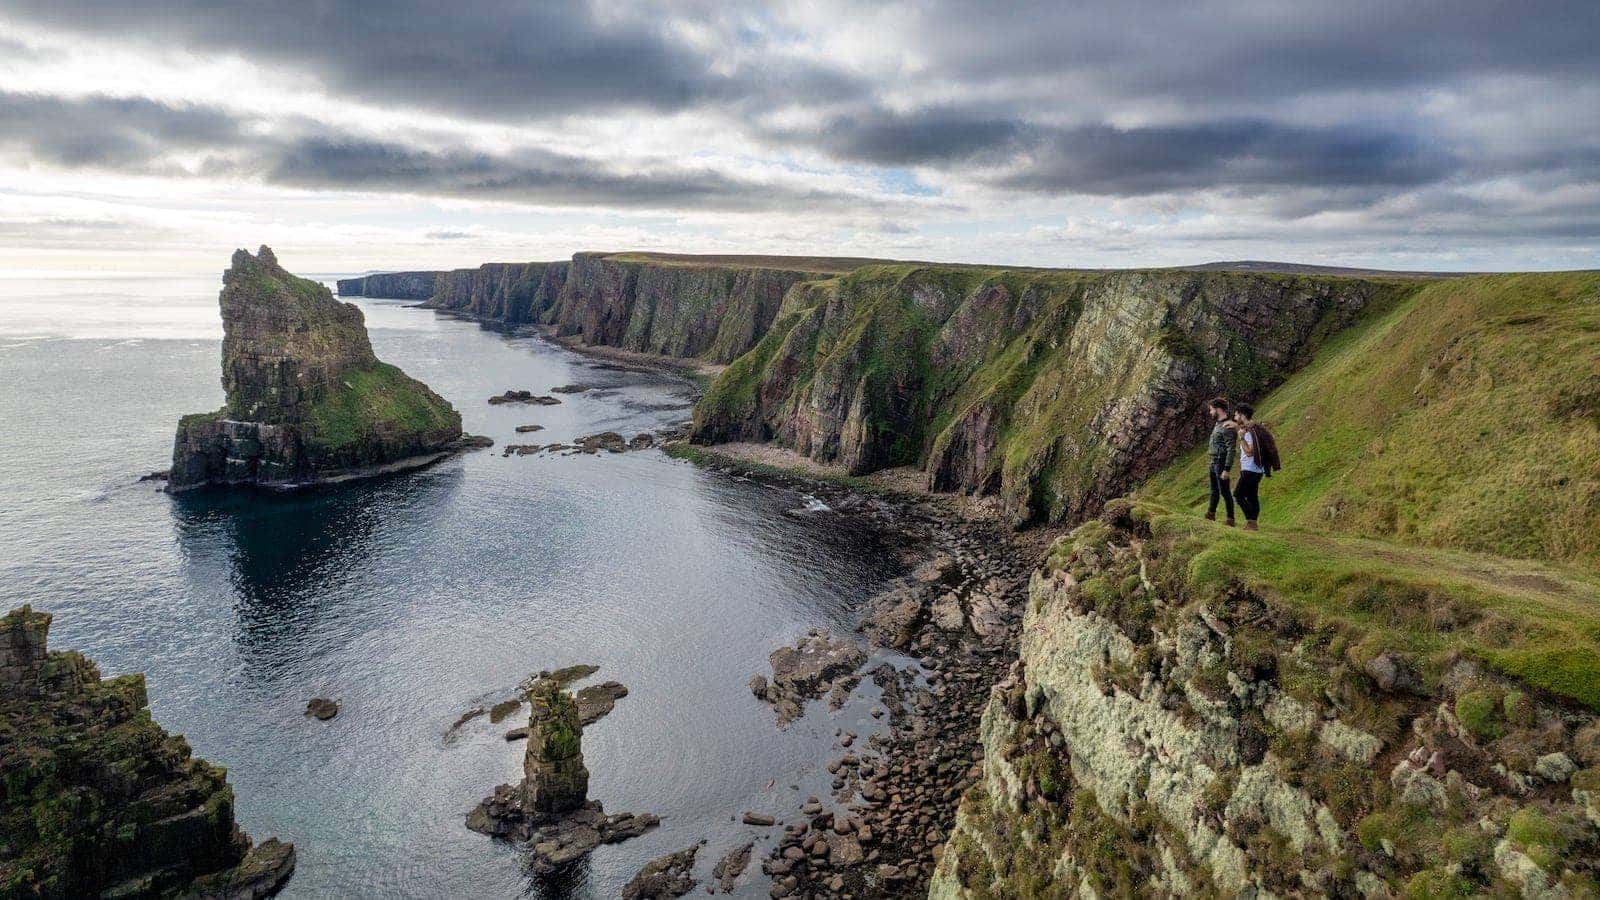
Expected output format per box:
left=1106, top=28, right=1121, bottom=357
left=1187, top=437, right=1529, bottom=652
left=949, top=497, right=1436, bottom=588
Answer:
left=575, top=681, right=628, bottom=725
left=748, top=674, right=769, bottom=699
left=858, top=589, right=925, bottom=650
left=743, top=812, right=776, bottom=826
left=458, top=434, right=495, bottom=450
left=503, top=443, right=543, bottom=456
left=550, top=384, right=594, bottom=394
left=621, top=843, right=700, bottom=899
left=514, top=424, right=546, bottom=433
left=575, top=431, right=628, bottom=453
left=629, top=433, right=656, bottom=450
left=760, top=631, right=867, bottom=726
left=489, top=390, right=561, bottom=405
left=712, top=842, right=754, bottom=893
left=305, top=697, right=339, bottom=720
left=488, top=697, right=522, bottom=723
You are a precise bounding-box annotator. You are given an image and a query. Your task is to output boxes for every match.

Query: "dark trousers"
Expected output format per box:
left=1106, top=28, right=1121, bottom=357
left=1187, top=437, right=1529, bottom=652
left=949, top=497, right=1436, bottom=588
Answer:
left=1207, top=465, right=1234, bottom=519
left=1235, top=470, right=1263, bottom=522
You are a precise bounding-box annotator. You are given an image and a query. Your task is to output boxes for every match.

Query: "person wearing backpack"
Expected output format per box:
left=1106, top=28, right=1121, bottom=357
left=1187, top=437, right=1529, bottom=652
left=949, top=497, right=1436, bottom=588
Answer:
left=1231, top=403, right=1280, bottom=531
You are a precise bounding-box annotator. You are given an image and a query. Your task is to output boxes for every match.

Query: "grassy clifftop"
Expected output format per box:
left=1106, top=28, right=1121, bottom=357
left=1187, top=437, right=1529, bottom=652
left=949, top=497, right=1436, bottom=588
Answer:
left=1142, top=271, right=1600, bottom=570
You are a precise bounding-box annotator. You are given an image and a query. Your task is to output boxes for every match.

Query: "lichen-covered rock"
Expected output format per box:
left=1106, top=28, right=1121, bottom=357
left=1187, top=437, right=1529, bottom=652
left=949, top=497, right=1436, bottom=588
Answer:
left=169, top=246, right=463, bottom=491
left=694, top=266, right=1403, bottom=525
left=0, top=605, right=295, bottom=899
left=931, top=517, right=1600, bottom=898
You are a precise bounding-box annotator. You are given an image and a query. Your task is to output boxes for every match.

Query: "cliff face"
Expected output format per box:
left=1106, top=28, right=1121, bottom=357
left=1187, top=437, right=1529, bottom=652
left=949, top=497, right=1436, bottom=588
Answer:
left=170, top=246, right=463, bottom=491
left=335, top=271, right=442, bottom=300
left=423, top=261, right=569, bottom=325
left=1, top=605, right=295, bottom=898
left=419, top=253, right=816, bottom=363
left=692, top=266, right=1408, bottom=525
left=931, top=508, right=1600, bottom=899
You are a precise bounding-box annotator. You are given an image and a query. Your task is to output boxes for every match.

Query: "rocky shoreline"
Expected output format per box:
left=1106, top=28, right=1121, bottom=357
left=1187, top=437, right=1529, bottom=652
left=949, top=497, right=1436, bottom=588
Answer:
left=678, top=446, right=1065, bottom=897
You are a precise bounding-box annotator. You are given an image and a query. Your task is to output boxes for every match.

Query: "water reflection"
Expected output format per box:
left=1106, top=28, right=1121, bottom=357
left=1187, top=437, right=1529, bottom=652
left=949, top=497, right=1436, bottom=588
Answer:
left=169, top=465, right=464, bottom=678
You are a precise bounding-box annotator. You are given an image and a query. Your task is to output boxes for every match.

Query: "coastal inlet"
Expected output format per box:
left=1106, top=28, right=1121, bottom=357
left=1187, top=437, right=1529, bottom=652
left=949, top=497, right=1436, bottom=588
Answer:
left=0, top=274, right=919, bottom=897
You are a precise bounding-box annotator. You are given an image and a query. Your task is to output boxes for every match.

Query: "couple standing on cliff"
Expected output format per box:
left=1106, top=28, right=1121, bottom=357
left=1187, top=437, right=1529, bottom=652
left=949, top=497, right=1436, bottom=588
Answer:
left=1204, top=396, right=1280, bottom=530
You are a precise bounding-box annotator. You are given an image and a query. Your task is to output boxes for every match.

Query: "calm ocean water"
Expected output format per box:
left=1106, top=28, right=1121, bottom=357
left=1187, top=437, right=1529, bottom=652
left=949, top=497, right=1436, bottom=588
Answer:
left=0, top=274, right=906, bottom=897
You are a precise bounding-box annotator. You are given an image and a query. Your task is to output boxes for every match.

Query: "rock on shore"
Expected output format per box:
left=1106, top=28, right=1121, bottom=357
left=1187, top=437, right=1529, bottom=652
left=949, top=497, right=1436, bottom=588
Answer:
left=169, top=247, right=466, bottom=492
left=0, top=605, right=295, bottom=898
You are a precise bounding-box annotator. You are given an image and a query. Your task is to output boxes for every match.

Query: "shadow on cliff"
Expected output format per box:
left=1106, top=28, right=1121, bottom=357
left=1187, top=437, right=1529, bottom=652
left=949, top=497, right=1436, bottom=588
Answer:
left=168, top=465, right=465, bottom=679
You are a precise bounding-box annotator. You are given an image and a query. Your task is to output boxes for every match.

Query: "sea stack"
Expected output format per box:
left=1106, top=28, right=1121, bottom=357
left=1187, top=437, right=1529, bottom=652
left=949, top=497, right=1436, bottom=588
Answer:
left=0, top=605, right=295, bottom=897
left=168, top=246, right=465, bottom=491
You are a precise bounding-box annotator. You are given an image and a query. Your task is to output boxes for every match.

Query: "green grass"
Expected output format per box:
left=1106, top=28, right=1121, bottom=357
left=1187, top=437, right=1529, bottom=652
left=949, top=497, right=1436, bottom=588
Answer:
left=300, top=362, right=460, bottom=457
left=1142, top=506, right=1600, bottom=710
left=1142, top=272, right=1600, bottom=570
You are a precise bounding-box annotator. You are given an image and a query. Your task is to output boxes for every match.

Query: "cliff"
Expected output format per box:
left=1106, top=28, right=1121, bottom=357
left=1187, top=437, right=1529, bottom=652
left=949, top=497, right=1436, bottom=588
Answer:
left=930, top=271, right=1600, bottom=897
left=335, top=271, right=442, bottom=300
left=169, top=246, right=464, bottom=491
left=422, top=261, right=568, bottom=326
left=417, top=253, right=822, bottom=363
left=931, top=505, right=1600, bottom=898
left=691, top=266, right=1411, bottom=525
left=1, top=605, right=295, bottom=898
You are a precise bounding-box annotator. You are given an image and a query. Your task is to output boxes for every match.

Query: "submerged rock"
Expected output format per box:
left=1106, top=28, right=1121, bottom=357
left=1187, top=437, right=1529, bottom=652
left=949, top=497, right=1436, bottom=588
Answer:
left=305, top=697, right=339, bottom=720
left=1, top=605, right=296, bottom=897
left=169, top=247, right=464, bottom=492
left=621, top=843, right=701, bottom=899
left=489, top=390, right=561, bottom=405
left=759, top=631, right=867, bottom=727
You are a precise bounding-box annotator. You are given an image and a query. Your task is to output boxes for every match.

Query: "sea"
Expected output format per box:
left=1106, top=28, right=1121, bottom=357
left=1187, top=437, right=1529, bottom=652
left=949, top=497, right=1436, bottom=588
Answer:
left=0, top=273, right=911, bottom=897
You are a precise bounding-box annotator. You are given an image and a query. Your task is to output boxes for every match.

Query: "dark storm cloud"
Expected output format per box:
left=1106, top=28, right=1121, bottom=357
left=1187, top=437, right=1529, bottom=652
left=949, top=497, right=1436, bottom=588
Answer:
left=0, top=0, right=861, bottom=118
left=0, top=90, right=867, bottom=212
left=997, top=121, right=1460, bottom=196
left=0, top=92, right=245, bottom=168
left=2, top=0, right=1597, bottom=234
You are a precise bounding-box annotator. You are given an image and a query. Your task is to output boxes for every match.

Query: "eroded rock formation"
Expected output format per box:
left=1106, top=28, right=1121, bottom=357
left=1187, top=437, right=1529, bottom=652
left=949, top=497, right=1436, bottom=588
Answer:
left=467, top=681, right=658, bottom=873
left=693, top=267, right=1408, bottom=525
left=170, top=246, right=465, bottom=491
left=0, top=606, right=295, bottom=898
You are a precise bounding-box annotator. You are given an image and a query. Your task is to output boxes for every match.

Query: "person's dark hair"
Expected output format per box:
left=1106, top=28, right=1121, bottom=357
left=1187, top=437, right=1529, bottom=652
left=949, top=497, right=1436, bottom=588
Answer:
left=1208, top=396, right=1230, bottom=412
left=1235, top=402, right=1254, bottom=418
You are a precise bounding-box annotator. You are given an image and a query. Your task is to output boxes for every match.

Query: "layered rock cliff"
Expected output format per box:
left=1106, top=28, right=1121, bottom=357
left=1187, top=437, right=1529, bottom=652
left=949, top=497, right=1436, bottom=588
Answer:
left=692, top=266, right=1413, bottom=526
left=169, top=246, right=464, bottom=491
left=931, top=507, right=1600, bottom=898
left=1, top=605, right=295, bottom=898
left=334, top=271, right=442, bottom=300
left=423, top=261, right=568, bottom=326
left=419, top=253, right=818, bottom=363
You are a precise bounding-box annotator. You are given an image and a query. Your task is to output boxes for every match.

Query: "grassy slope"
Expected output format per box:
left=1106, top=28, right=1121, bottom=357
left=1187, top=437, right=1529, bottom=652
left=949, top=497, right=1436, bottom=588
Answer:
left=1136, top=271, right=1600, bottom=708
left=300, top=362, right=460, bottom=457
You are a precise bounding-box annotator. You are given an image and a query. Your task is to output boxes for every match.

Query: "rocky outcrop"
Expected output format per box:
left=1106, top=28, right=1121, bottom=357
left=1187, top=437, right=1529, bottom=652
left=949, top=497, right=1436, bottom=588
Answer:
left=169, top=246, right=466, bottom=491
left=467, top=681, right=659, bottom=872
left=416, top=253, right=816, bottom=363
left=1, top=605, right=295, bottom=898
left=693, top=267, right=1411, bottom=525
left=930, top=509, right=1600, bottom=898
left=335, top=271, right=442, bottom=300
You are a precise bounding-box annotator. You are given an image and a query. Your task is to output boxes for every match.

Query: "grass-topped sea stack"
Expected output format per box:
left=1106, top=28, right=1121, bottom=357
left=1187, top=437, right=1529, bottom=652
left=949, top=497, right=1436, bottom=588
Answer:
left=169, top=246, right=465, bottom=491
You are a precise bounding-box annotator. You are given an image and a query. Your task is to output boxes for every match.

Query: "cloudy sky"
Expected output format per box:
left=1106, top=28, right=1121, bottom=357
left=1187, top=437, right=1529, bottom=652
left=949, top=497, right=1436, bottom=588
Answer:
left=1, top=1, right=1596, bottom=274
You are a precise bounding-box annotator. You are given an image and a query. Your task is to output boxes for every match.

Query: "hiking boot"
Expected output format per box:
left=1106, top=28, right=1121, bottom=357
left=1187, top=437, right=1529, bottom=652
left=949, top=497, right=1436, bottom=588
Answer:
left=1244, top=521, right=1259, bottom=531
left=1225, top=518, right=1236, bottom=527
left=1204, top=511, right=1216, bottom=521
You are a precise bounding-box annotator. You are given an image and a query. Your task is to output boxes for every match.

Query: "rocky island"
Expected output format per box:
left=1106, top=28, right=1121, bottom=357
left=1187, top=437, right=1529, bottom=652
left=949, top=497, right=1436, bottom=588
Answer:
left=1, top=605, right=294, bottom=898
left=169, top=247, right=469, bottom=491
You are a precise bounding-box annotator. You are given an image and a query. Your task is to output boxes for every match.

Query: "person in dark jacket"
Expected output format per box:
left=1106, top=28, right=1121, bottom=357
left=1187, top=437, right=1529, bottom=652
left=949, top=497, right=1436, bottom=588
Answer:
left=1204, top=397, right=1236, bottom=526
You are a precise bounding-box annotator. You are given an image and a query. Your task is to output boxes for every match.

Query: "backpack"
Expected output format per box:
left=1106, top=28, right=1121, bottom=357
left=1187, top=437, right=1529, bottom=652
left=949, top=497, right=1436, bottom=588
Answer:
left=1249, top=423, right=1282, bottom=476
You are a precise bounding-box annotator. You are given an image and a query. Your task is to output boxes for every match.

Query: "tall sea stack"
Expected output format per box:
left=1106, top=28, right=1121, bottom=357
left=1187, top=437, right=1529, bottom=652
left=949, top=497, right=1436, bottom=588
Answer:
left=169, top=246, right=465, bottom=491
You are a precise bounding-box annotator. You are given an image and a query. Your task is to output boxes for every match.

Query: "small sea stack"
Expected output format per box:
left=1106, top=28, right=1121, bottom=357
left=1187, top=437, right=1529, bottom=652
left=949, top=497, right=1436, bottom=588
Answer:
left=168, top=246, right=470, bottom=492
